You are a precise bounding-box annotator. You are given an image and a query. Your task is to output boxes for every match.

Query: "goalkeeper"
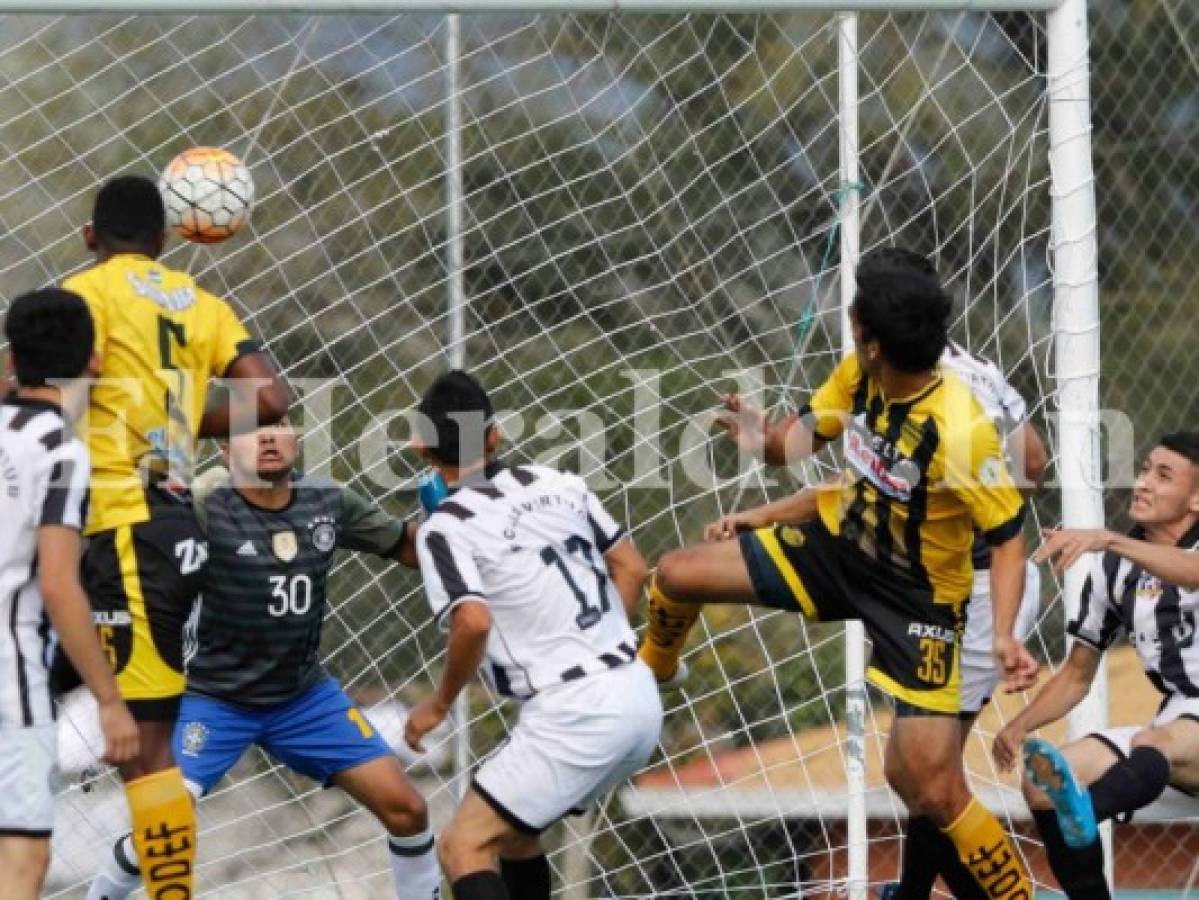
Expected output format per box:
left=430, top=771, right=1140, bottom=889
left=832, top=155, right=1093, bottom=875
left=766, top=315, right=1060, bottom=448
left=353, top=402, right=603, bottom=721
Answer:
left=639, top=247, right=1038, bottom=899
left=88, top=421, right=439, bottom=900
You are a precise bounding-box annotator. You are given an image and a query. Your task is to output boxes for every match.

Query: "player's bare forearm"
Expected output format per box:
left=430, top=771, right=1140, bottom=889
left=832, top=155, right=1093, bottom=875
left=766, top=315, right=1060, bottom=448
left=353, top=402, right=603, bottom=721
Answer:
left=1012, top=643, right=1100, bottom=733
left=715, top=397, right=825, bottom=467
left=38, top=527, right=121, bottom=706
left=705, top=487, right=822, bottom=541
left=988, top=532, right=1027, bottom=639
left=764, top=415, right=825, bottom=467
left=199, top=352, right=290, bottom=438
left=1108, top=532, right=1199, bottom=589
left=603, top=538, right=648, bottom=618
left=435, top=600, right=492, bottom=710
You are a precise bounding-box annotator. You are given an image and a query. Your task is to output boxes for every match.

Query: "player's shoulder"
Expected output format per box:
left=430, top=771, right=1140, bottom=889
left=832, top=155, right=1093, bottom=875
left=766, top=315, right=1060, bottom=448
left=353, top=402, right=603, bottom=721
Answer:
left=830, top=352, right=864, bottom=385
left=503, top=463, right=576, bottom=490
left=2, top=397, right=70, bottom=449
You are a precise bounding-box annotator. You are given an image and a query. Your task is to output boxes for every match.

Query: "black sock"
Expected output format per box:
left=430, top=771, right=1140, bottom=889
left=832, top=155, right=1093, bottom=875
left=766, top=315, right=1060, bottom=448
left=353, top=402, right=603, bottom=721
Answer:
left=1089, top=745, right=1170, bottom=822
left=894, top=816, right=940, bottom=898
left=501, top=855, right=550, bottom=900
left=451, top=871, right=509, bottom=900
left=1033, top=809, right=1111, bottom=900
left=892, top=816, right=988, bottom=900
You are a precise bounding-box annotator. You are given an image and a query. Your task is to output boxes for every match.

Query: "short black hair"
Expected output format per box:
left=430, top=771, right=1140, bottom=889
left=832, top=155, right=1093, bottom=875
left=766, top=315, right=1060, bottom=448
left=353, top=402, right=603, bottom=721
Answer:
left=851, top=246, right=952, bottom=373
left=1160, top=433, right=1199, bottom=467
left=415, top=370, right=495, bottom=465
left=5, top=289, right=95, bottom=387
left=92, top=175, right=165, bottom=249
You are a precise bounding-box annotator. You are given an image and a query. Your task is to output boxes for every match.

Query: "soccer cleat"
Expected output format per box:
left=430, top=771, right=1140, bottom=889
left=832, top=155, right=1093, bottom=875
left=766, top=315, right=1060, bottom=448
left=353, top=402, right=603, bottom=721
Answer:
left=1023, top=736, right=1098, bottom=848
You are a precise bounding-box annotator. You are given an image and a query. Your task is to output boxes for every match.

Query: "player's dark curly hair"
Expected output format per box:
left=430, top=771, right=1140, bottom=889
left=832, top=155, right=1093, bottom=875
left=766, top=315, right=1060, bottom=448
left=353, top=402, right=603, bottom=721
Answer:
left=5, top=288, right=94, bottom=387
left=1160, top=432, right=1199, bottom=467
left=92, top=174, right=165, bottom=250
left=851, top=246, right=952, bottom=373
left=416, top=369, right=496, bottom=465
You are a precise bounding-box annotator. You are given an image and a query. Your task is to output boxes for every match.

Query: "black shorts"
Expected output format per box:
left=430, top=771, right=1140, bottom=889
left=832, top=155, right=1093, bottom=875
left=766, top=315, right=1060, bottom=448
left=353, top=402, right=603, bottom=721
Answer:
left=82, top=493, right=206, bottom=720
left=739, top=520, right=964, bottom=715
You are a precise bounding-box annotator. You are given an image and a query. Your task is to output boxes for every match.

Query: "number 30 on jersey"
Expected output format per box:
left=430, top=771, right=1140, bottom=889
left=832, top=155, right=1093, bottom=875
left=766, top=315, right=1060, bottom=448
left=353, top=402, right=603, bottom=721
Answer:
left=268, top=574, right=313, bottom=616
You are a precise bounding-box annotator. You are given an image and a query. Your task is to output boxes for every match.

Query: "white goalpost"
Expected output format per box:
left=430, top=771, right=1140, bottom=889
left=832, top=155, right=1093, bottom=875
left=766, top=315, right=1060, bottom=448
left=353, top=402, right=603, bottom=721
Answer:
left=0, top=0, right=1105, bottom=895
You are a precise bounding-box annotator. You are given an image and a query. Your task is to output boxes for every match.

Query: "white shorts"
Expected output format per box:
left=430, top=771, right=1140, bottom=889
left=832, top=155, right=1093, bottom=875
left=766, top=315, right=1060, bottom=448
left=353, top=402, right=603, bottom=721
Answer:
left=1087, top=694, right=1199, bottom=822
left=0, top=724, right=58, bottom=836
left=959, top=561, right=1041, bottom=715
left=473, top=660, right=663, bottom=833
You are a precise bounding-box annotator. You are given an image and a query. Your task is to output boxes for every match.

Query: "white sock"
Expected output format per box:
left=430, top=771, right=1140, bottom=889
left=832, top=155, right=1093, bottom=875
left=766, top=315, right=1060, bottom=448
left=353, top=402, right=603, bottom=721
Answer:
left=388, top=829, right=441, bottom=900
left=86, top=834, right=142, bottom=900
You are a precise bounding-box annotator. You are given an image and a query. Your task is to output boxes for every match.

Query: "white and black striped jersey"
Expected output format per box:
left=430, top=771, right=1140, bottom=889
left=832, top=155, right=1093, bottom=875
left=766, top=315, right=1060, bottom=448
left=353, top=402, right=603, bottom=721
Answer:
left=416, top=462, right=636, bottom=700
left=0, top=397, right=91, bottom=727
left=1068, top=523, right=1199, bottom=698
left=940, top=342, right=1028, bottom=433
left=941, top=342, right=1031, bottom=571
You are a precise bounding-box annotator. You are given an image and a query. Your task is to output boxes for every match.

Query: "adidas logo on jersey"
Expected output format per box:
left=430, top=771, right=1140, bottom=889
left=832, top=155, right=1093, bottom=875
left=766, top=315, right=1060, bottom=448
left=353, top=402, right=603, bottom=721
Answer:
left=236, top=540, right=258, bottom=557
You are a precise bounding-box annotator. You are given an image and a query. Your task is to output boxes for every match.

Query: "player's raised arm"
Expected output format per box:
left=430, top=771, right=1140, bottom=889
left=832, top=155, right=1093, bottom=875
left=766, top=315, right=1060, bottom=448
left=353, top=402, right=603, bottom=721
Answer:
left=993, top=642, right=1101, bottom=772
left=199, top=344, right=290, bottom=438
left=716, top=355, right=859, bottom=466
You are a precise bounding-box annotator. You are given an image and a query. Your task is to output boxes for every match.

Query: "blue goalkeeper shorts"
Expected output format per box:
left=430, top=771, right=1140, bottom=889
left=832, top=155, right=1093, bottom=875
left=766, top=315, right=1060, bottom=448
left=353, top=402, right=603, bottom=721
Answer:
left=172, top=677, right=394, bottom=797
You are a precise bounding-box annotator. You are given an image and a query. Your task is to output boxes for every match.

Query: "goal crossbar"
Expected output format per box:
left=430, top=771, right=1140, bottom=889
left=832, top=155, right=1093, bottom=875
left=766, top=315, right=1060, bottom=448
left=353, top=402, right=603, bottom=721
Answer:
left=0, top=1, right=1065, bottom=13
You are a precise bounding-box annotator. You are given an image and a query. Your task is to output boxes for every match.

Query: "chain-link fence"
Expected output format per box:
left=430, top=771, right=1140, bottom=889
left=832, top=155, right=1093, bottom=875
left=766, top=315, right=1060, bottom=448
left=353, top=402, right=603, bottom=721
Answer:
left=0, top=2, right=1194, bottom=896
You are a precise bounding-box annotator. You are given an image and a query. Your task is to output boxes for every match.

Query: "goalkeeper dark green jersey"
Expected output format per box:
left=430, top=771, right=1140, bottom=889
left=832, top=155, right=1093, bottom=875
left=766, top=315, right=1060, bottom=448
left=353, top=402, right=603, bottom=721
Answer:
left=185, top=469, right=406, bottom=707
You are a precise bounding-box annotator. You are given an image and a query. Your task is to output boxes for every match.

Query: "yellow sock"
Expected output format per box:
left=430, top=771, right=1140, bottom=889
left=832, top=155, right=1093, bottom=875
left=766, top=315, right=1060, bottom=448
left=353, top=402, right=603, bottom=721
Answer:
left=637, top=577, right=701, bottom=682
left=942, top=797, right=1032, bottom=899
left=127, top=767, right=195, bottom=899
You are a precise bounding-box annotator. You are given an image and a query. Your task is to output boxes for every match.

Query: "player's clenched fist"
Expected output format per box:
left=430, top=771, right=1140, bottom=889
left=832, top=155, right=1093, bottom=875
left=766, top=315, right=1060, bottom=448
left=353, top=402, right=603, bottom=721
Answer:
left=404, top=698, right=449, bottom=753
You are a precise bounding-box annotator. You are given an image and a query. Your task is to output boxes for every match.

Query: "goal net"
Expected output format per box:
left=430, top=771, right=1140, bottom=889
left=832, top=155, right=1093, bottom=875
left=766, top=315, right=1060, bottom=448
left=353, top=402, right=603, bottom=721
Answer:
left=0, top=7, right=1098, bottom=897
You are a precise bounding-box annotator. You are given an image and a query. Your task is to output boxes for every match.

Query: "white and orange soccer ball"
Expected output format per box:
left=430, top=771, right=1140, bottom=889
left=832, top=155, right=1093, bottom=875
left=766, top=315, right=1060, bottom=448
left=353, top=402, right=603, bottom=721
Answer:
left=159, top=147, right=254, bottom=243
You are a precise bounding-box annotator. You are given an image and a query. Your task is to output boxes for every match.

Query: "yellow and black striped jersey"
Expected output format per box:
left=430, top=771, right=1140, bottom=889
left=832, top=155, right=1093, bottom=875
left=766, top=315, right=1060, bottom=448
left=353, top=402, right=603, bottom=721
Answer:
left=804, top=354, right=1025, bottom=605
left=63, top=254, right=257, bottom=535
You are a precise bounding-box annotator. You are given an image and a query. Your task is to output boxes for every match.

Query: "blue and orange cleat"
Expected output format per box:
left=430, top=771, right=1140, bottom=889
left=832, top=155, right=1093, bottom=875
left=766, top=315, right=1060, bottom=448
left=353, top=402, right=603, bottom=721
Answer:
left=1023, top=736, right=1099, bottom=848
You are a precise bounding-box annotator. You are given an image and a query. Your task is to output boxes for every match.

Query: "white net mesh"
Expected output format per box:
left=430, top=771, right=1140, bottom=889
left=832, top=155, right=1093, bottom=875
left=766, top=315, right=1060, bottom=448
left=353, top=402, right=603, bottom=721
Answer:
left=0, top=8, right=1110, bottom=897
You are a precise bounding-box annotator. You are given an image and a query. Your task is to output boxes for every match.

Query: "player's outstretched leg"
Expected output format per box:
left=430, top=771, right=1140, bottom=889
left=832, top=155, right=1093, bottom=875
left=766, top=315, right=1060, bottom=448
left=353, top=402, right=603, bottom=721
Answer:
left=637, top=537, right=759, bottom=683
left=333, top=756, right=440, bottom=900
left=887, top=715, right=1032, bottom=899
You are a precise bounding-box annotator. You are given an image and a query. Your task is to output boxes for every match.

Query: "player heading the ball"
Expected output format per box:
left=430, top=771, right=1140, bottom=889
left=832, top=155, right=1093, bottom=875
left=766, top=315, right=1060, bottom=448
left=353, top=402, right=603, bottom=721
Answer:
left=405, top=371, right=663, bottom=900
left=60, top=173, right=288, bottom=900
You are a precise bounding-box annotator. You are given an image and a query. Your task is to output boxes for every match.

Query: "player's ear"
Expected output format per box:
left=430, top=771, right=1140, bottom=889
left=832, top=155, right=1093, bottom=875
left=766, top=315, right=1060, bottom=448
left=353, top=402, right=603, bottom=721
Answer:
left=485, top=423, right=501, bottom=454
left=154, top=230, right=167, bottom=258
left=86, top=351, right=101, bottom=379
left=82, top=221, right=98, bottom=253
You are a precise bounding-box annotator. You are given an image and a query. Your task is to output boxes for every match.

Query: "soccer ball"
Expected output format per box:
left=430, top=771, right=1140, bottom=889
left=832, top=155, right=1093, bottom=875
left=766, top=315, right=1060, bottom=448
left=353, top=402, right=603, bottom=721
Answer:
left=159, top=147, right=254, bottom=244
